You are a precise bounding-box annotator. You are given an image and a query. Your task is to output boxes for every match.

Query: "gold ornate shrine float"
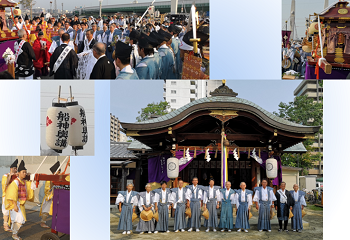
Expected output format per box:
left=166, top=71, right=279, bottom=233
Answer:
left=304, top=0, right=350, bottom=79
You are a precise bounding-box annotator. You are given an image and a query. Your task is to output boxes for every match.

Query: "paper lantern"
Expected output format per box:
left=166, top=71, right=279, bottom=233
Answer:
left=66, top=101, right=88, bottom=150
left=266, top=157, right=278, bottom=179
left=308, top=22, right=319, bottom=35
left=13, top=7, right=21, bottom=16
left=167, top=157, right=179, bottom=179
left=46, top=103, right=70, bottom=153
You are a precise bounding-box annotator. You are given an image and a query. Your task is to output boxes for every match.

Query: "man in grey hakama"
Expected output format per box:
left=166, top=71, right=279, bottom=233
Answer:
left=186, top=177, right=203, bottom=232
left=170, top=179, right=187, bottom=232
left=153, top=181, right=172, bottom=233
left=253, top=179, right=277, bottom=232
left=290, top=184, right=307, bottom=232
left=115, top=183, right=138, bottom=234
left=235, top=182, right=253, bottom=232
left=217, top=181, right=235, bottom=232
left=202, top=179, right=221, bottom=232
left=136, top=184, right=156, bottom=234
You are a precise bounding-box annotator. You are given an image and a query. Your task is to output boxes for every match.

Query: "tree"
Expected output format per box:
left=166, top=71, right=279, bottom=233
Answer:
left=273, top=95, right=323, bottom=175
left=19, top=0, right=36, bottom=19
left=136, top=101, right=172, bottom=122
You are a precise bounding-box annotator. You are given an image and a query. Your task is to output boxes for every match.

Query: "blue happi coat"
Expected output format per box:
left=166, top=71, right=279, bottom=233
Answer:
left=171, top=37, right=181, bottom=79
left=135, top=55, right=157, bottom=79
left=254, top=186, right=274, bottom=230
left=153, top=188, right=171, bottom=232
left=171, top=187, right=187, bottom=231
left=117, top=190, right=138, bottom=231
left=153, top=49, right=162, bottom=79
left=105, top=30, right=120, bottom=62
left=116, top=68, right=139, bottom=80
left=218, top=188, right=235, bottom=229
left=235, top=189, right=253, bottom=230
left=158, top=45, right=176, bottom=79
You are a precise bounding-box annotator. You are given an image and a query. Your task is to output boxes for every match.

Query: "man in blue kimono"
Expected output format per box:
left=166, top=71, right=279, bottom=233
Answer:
left=253, top=179, right=277, bottom=232
left=186, top=177, right=203, bottom=232
left=202, top=179, right=221, bottom=232
left=290, top=184, right=307, bottom=232
left=158, top=29, right=176, bottom=79
left=104, top=23, right=119, bottom=62
left=136, top=184, right=156, bottom=234
left=149, top=32, right=163, bottom=78
left=217, top=181, right=235, bottom=232
left=116, top=183, right=138, bottom=235
left=235, top=182, right=253, bottom=232
left=168, top=24, right=182, bottom=79
left=129, top=30, right=141, bottom=68
left=136, top=35, right=157, bottom=79
left=114, top=41, right=139, bottom=79
left=170, top=179, right=187, bottom=233
left=153, top=181, right=172, bottom=233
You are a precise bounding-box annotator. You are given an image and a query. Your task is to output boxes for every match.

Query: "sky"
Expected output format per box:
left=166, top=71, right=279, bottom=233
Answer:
left=282, top=0, right=327, bottom=40
left=32, top=0, right=169, bottom=12
left=110, top=80, right=302, bottom=124
left=41, top=81, right=95, bottom=156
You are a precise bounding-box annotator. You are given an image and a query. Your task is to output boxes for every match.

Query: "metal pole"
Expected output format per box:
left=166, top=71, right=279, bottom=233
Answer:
left=316, top=80, right=322, bottom=174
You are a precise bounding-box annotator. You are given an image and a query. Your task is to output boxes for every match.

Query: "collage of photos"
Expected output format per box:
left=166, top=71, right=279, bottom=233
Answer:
left=0, top=0, right=335, bottom=240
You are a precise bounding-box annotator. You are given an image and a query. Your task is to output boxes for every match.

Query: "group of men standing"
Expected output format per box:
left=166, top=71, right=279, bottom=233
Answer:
left=9, top=12, right=209, bottom=80
left=1, top=159, right=61, bottom=239
left=282, top=41, right=311, bottom=77
left=116, top=178, right=307, bottom=235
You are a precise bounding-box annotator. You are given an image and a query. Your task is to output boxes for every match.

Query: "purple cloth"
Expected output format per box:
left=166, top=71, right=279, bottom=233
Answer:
left=148, top=150, right=282, bottom=185
left=0, top=40, right=17, bottom=73
left=305, top=62, right=349, bottom=79
left=282, top=31, right=291, bottom=48
left=52, top=189, right=70, bottom=234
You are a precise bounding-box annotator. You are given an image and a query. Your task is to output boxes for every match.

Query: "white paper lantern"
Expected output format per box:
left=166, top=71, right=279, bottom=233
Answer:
left=266, top=157, right=278, bottom=179
left=167, top=157, right=179, bottom=179
left=66, top=101, right=88, bottom=150
left=46, top=103, right=70, bottom=153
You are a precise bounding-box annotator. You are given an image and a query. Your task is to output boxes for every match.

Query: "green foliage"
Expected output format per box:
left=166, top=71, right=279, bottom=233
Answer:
left=274, top=95, right=323, bottom=175
left=19, top=0, right=36, bottom=9
left=136, top=101, right=172, bottom=122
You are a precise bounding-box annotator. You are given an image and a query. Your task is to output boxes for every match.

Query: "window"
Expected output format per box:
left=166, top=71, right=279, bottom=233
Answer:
left=171, top=81, right=176, bottom=85
left=171, top=90, right=176, bottom=94
left=190, top=98, right=195, bottom=102
left=190, top=89, right=195, bottom=94
left=190, top=81, right=196, bottom=85
left=171, top=99, right=176, bottom=103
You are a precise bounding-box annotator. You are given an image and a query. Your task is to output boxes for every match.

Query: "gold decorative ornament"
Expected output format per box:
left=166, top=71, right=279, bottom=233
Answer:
left=11, top=32, right=15, bottom=37
left=1, top=33, right=6, bottom=38
left=65, top=176, right=70, bottom=182
left=126, top=130, right=140, bottom=136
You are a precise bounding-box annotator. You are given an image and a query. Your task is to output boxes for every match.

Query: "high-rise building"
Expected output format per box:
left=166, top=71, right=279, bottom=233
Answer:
left=294, top=80, right=323, bottom=176
left=163, top=80, right=222, bottom=110
left=110, top=114, right=127, bottom=142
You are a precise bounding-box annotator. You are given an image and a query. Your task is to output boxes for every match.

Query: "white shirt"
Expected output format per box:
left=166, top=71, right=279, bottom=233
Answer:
left=293, top=190, right=307, bottom=206
left=98, top=31, right=107, bottom=43
left=115, top=191, right=138, bottom=206
left=169, top=187, right=185, bottom=209
left=283, top=48, right=294, bottom=61
left=261, top=187, right=268, bottom=201
left=241, top=190, right=246, bottom=202
left=234, top=190, right=253, bottom=209
left=203, top=187, right=220, bottom=204
left=108, top=30, right=115, bottom=43
left=48, top=39, right=75, bottom=54
left=278, top=189, right=287, bottom=204
left=293, top=191, right=299, bottom=201
left=146, top=191, right=151, bottom=205
left=185, top=185, right=202, bottom=201
left=120, top=65, right=134, bottom=74
left=253, top=187, right=277, bottom=206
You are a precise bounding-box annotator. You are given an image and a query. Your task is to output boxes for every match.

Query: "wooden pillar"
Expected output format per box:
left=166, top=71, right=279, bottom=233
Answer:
left=134, top=159, right=142, bottom=192
left=121, top=165, right=126, bottom=191
left=7, top=62, right=15, bottom=79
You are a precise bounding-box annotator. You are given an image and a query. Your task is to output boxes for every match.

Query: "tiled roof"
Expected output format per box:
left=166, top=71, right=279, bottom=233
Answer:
left=133, top=96, right=308, bottom=128
left=128, top=140, right=152, bottom=150
left=283, top=142, right=307, bottom=153
left=110, top=141, right=137, bottom=159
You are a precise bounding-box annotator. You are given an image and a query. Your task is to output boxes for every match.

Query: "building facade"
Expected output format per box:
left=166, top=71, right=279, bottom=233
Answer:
left=294, top=80, right=323, bottom=175
left=163, top=80, right=221, bottom=110
left=110, top=114, right=128, bottom=142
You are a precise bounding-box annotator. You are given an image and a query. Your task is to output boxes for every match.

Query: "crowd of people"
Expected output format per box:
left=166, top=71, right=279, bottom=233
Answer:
left=2, top=159, right=61, bottom=240
left=8, top=13, right=209, bottom=80
left=282, top=41, right=311, bottom=77
left=116, top=178, right=306, bottom=235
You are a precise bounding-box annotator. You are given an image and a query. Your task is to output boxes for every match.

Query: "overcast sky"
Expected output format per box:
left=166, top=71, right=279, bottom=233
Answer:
left=282, top=0, right=327, bottom=39
left=32, top=0, right=168, bottom=12
left=110, top=80, right=302, bottom=124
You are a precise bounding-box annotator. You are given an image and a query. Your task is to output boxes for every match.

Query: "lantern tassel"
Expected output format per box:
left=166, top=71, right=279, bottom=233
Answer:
left=194, top=147, right=197, bottom=158
left=183, top=147, right=185, bottom=158
left=238, top=148, right=240, bottom=158
left=259, top=148, right=261, bottom=158
left=215, top=148, right=218, bottom=158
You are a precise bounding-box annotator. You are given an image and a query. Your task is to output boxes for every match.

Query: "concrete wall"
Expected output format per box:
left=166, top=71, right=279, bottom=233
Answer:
left=1, top=156, right=70, bottom=203
left=282, top=169, right=299, bottom=190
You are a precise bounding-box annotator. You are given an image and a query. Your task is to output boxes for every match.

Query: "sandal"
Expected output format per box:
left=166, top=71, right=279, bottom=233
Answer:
left=4, top=225, right=12, bottom=232
left=12, top=235, right=22, bottom=240
left=40, top=223, right=50, bottom=229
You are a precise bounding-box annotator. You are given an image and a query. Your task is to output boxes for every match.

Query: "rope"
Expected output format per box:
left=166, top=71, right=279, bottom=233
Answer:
left=55, top=156, right=69, bottom=175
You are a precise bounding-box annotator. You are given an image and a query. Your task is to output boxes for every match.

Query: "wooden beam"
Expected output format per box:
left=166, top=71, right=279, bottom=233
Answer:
left=178, top=133, right=265, bottom=141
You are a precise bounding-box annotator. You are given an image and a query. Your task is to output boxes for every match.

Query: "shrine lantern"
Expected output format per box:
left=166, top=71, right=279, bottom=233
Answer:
left=265, top=157, right=278, bottom=179
left=66, top=101, right=88, bottom=150
left=308, top=22, right=319, bottom=35
left=46, top=103, right=70, bottom=153
left=13, top=7, right=21, bottom=16
left=167, top=157, right=179, bottom=179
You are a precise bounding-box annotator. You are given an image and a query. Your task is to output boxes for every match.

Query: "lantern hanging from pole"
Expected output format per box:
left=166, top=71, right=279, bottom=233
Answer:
left=266, top=157, right=278, bottom=179
left=66, top=101, right=88, bottom=150
left=167, top=157, right=179, bottom=179
left=46, top=102, right=70, bottom=153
